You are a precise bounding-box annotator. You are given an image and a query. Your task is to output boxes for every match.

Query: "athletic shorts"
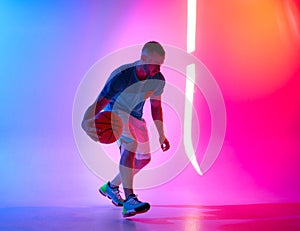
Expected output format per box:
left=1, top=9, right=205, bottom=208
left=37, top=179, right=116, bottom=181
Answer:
left=115, top=111, right=151, bottom=160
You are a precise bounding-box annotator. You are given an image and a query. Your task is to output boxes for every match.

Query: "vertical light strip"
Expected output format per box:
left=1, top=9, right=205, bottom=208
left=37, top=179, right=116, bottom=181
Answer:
left=185, top=64, right=202, bottom=175
left=184, top=0, right=202, bottom=175
left=187, top=0, right=197, bottom=53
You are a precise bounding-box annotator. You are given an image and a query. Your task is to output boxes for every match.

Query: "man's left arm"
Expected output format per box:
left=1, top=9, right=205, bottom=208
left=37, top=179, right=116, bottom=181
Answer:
left=150, top=95, right=170, bottom=152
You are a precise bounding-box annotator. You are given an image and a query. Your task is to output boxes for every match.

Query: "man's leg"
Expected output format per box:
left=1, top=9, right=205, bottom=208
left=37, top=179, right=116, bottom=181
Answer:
left=119, top=148, right=151, bottom=217
left=119, top=148, right=135, bottom=198
left=110, top=157, right=151, bottom=187
left=99, top=114, right=151, bottom=209
left=100, top=146, right=148, bottom=206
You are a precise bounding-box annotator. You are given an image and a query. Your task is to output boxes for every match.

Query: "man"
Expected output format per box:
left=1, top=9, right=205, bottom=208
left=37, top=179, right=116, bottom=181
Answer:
left=81, top=41, right=170, bottom=217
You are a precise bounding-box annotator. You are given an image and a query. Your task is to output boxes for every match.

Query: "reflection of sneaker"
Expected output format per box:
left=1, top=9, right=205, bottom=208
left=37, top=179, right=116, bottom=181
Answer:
left=122, top=194, right=150, bottom=217
left=99, top=182, right=124, bottom=206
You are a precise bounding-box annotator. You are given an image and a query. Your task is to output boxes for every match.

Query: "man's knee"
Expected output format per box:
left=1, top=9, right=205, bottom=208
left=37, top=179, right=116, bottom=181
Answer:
left=135, top=156, right=151, bottom=169
left=119, top=140, right=138, bottom=154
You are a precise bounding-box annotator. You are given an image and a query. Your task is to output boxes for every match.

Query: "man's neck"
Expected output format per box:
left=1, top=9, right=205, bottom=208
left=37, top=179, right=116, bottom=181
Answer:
left=135, top=65, right=147, bottom=81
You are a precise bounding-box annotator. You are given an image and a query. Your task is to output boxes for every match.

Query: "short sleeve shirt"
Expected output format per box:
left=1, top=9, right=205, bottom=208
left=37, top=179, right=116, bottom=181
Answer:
left=99, top=61, right=165, bottom=120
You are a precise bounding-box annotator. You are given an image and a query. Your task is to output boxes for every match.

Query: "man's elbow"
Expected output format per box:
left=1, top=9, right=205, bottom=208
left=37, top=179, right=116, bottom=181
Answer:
left=150, top=98, right=161, bottom=107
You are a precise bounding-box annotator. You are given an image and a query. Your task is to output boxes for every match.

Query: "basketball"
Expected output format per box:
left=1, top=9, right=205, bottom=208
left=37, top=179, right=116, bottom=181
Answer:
left=95, top=111, right=123, bottom=144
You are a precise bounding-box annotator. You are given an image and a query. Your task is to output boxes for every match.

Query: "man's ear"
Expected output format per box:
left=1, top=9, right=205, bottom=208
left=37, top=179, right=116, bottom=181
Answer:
left=141, top=54, right=147, bottom=63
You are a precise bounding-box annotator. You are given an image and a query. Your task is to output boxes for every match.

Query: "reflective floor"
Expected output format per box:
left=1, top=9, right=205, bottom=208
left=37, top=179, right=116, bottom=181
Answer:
left=0, top=203, right=299, bottom=231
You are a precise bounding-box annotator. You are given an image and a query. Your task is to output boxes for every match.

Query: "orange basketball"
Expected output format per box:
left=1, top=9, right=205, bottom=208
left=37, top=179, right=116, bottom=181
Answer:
left=95, top=111, right=123, bottom=144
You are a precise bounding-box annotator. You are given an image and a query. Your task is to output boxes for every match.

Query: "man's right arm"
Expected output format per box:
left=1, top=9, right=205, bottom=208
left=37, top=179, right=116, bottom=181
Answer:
left=81, top=96, right=110, bottom=141
left=82, top=96, right=110, bottom=121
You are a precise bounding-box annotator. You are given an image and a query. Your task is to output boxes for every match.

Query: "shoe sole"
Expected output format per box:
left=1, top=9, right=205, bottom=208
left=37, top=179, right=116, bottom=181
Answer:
left=99, top=189, right=123, bottom=207
left=123, top=203, right=150, bottom=218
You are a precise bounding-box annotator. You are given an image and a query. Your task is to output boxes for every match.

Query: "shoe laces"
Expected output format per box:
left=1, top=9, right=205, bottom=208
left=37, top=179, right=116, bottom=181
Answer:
left=127, top=194, right=142, bottom=205
left=110, top=186, right=123, bottom=200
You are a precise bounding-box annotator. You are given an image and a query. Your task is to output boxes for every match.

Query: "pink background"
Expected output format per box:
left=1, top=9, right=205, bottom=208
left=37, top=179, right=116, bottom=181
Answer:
left=0, top=0, right=299, bottom=207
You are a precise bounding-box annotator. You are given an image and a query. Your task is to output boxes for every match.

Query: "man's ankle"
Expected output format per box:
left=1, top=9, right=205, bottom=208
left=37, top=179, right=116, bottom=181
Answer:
left=124, top=189, right=134, bottom=200
left=108, top=181, right=118, bottom=188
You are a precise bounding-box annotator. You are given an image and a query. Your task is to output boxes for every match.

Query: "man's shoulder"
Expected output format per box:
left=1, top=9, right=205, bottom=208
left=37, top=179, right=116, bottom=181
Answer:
left=106, top=61, right=137, bottom=84
left=111, top=61, right=137, bottom=77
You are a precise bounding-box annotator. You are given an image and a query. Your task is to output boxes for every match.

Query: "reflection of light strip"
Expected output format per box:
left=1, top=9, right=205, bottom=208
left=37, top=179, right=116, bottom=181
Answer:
left=187, top=0, right=197, bottom=53
left=184, top=64, right=202, bottom=175
left=185, top=0, right=202, bottom=175
left=285, top=0, right=300, bottom=40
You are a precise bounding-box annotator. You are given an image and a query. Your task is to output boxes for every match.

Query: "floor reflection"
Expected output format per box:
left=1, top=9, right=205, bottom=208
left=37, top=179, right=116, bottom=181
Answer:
left=0, top=203, right=299, bottom=231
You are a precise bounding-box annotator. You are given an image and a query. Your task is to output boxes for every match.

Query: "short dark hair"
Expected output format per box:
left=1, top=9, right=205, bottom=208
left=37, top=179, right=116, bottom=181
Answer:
left=142, top=41, right=165, bottom=57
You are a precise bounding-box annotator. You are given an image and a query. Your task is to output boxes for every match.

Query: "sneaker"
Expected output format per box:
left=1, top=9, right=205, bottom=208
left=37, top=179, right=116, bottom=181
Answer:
left=122, top=194, right=150, bottom=217
left=99, top=182, right=124, bottom=206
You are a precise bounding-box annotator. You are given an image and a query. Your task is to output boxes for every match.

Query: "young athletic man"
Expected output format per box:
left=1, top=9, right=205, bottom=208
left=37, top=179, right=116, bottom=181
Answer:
left=81, top=41, right=170, bottom=217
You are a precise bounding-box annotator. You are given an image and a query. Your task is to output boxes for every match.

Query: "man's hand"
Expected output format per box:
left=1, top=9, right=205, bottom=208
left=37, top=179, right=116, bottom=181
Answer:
left=81, top=97, right=110, bottom=142
left=159, top=136, right=170, bottom=152
left=81, top=118, right=99, bottom=142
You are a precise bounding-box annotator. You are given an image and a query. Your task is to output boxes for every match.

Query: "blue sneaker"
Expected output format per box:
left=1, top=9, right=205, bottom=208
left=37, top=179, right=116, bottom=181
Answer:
left=122, top=194, right=150, bottom=217
left=99, top=182, right=124, bottom=206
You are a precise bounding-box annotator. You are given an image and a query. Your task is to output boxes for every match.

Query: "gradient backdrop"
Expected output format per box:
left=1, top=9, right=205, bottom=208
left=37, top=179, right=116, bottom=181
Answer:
left=1, top=0, right=300, bottom=207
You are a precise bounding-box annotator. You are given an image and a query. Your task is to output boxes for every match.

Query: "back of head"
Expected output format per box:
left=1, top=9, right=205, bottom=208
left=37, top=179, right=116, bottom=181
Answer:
left=142, top=41, right=165, bottom=57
